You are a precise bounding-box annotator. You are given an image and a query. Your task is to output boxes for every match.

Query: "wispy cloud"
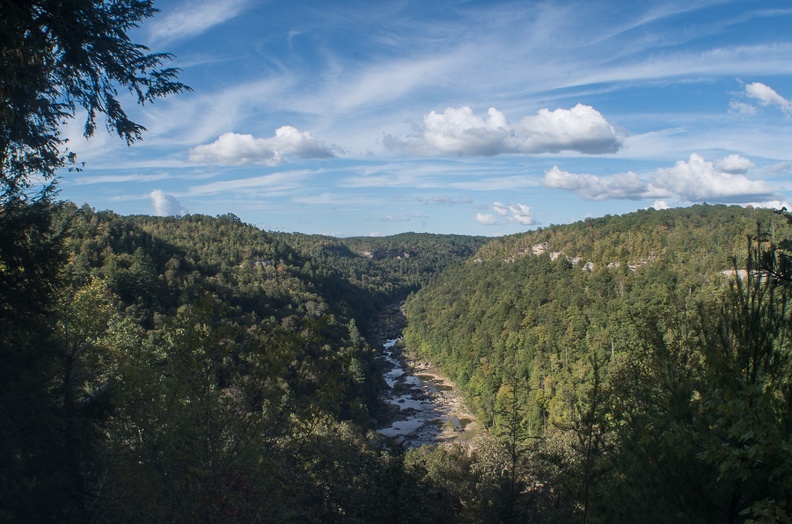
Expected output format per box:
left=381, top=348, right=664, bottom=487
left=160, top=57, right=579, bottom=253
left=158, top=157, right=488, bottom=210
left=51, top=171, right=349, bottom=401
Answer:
left=413, top=195, right=472, bottom=205
left=292, top=193, right=379, bottom=206
left=187, top=170, right=313, bottom=196
left=55, top=1, right=792, bottom=236
left=148, top=0, right=251, bottom=45
left=74, top=173, right=171, bottom=185
left=450, top=175, right=540, bottom=191
left=381, top=212, right=427, bottom=222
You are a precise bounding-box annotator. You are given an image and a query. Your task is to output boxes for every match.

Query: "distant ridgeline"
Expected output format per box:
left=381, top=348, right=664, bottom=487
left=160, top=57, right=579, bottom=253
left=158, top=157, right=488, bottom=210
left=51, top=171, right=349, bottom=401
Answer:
left=403, top=204, right=792, bottom=428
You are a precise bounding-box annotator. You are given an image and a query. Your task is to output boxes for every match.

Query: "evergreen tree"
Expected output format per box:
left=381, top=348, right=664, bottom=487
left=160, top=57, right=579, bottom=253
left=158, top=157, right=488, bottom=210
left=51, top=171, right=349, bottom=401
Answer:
left=1, top=2, right=185, bottom=520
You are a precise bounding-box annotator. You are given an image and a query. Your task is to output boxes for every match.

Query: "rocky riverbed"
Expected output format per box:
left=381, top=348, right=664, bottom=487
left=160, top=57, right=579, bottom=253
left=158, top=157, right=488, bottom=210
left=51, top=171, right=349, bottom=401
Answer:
left=376, top=337, right=478, bottom=448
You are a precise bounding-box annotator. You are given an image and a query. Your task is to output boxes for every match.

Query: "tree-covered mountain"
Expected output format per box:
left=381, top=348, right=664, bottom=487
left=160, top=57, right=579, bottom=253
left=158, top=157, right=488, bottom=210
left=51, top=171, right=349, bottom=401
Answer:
left=3, top=200, right=792, bottom=522
left=403, top=204, right=792, bottom=522
left=1, top=201, right=488, bottom=522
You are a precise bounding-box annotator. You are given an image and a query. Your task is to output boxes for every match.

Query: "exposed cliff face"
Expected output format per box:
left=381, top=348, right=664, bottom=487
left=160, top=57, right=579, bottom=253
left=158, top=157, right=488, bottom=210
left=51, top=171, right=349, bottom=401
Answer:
left=361, top=249, right=413, bottom=260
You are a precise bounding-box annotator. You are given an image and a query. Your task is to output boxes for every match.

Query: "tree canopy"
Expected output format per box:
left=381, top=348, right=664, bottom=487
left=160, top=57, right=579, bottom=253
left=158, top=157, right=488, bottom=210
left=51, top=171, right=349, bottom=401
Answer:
left=0, top=0, right=188, bottom=197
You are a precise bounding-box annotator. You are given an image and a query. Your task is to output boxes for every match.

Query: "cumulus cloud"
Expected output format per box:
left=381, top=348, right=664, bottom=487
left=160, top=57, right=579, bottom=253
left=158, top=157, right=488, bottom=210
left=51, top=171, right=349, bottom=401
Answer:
left=509, top=204, right=536, bottom=225
left=544, top=154, right=778, bottom=204
left=652, top=154, right=775, bottom=203
left=478, top=202, right=537, bottom=226
left=475, top=213, right=499, bottom=225
left=543, top=166, right=666, bottom=201
left=743, top=199, right=791, bottom=211
left=150, top=190, right=188, bottom=217
left=493, top=202, right=537, bottom=225
left=715, top=154, right=754, bottom=174
left=384, top=104, right=623, bottom=156
left=730, top=81, right=791, bottom=116
left=493, top=202, right=509, bottom=216
left=189, top=126, right=335, bottom=165
left=652, top=200, right=669, bottom=210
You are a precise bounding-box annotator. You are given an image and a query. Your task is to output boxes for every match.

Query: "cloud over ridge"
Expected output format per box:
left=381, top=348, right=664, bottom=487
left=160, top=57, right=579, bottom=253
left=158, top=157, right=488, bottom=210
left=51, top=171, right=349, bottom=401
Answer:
left=150, top=190, right=188, bottom=217
left=543, top=153, right=778, bottom=204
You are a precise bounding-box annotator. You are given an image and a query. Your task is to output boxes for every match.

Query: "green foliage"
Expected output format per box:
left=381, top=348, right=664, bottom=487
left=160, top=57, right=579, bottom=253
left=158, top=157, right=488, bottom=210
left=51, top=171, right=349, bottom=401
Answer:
left=0, top=200, right=486, bottom=521
left=0, top=194, right=71, bottom=521
left=5, top=192, right=792, bottom=522
left=404, top=204, right=792, bottom=522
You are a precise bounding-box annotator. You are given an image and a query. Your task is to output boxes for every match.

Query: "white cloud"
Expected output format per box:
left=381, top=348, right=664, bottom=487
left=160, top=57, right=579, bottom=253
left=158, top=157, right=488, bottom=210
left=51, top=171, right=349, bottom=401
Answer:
left=384, top=104, right=623, bottom=156
left=652, top=153, right=775, bottom=202
left=544, top=154, right=778, bottom=204
left=652, top=200, right=669, bottom=210
left=188, top=170, right=312, bottom=196
left=508, top=203, right=536, bottom=225
left=74, top=173, right=171, bottom=185
left=745, top=82, right=791, bottom=112
left=150, top=190, right=188, bottom=216
left=189, top=127, right=335, bottom=166
left=450, top=175, right=538, bottom=191
left=414, top=196, right=473, bottom=205
left=519, top=104, right=624, bottom=154
left=543, top=165, right=665, bottom=200
left=730, top=81, right=791, bottom=116
left=493, top=202, right=509, bottom=216
left=715, top=154, right=754, bottom=174
left=743, top=199, right=791, bottom=210
left=764, top=162, right=792, bottom=176
left=728, top=100, right=758, bottom=115
left=381, top=212, right=426, bottom=222
left=333, top=56, right=458, bottom=113
left=148, top=0, right=251, bottom=45
left=492, top=202, right=536, bottom=225
left=475, top=213, right=499, bottom=225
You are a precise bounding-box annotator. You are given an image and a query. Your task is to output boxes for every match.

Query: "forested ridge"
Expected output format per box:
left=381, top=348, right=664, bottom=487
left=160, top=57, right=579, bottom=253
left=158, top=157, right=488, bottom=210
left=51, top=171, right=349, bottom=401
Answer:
left=403, top=203, right=792, bottom=522
left=4, top=199, right=791, bottom=522
left=2, top=200, right=487, bottom=521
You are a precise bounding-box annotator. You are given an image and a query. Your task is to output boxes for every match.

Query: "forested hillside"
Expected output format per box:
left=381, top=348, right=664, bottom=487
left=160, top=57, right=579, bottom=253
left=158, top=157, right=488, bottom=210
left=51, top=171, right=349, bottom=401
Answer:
left=403, top=204, right=792, bottom=522
left=1, top=201, right=487, bottom=522
left=4, top=200, right=792, bottom=522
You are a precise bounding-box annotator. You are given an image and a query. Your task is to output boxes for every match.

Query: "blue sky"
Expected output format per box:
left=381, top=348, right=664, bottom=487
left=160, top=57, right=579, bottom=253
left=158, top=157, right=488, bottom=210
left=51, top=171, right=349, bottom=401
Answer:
left=58, top=0, right=792, bottom=237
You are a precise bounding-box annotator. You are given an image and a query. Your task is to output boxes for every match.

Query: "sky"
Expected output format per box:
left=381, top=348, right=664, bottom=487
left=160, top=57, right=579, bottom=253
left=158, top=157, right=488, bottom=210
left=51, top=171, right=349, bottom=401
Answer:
left=58, top=0, right=792, bottom=237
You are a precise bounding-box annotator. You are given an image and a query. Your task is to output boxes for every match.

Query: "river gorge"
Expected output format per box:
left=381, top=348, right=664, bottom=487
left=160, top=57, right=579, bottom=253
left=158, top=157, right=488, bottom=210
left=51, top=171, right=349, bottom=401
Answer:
left=376, top=337, right=478, bottom=447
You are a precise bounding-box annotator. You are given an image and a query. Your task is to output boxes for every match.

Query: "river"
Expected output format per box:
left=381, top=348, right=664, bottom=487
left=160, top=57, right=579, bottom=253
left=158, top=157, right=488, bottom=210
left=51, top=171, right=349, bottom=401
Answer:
left=376, top=338, right=477, bottom=448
